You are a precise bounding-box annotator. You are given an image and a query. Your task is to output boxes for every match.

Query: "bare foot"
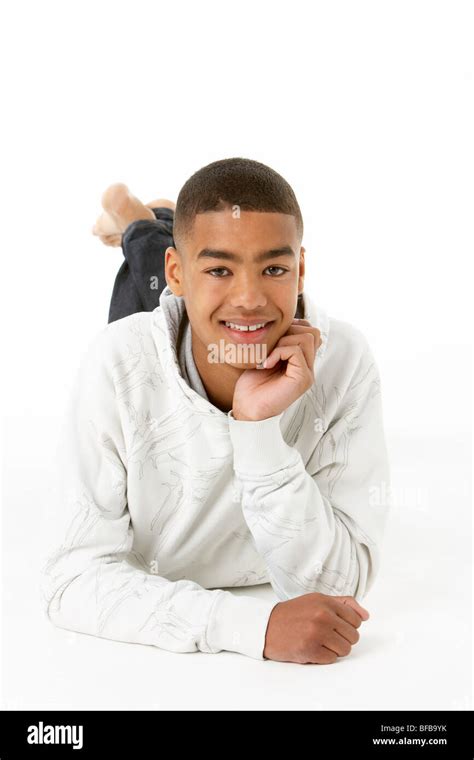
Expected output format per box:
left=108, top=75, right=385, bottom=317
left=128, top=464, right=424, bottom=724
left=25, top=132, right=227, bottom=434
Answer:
left=145, top=198, right=176, bottom=211
left=95, top=233, right=123, bottom=247
left=92, top=183, right=157, bottom=247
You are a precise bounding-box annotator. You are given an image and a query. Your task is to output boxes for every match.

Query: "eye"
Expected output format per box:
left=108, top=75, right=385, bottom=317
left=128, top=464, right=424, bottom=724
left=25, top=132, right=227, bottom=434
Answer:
left=206, top=266, right=288, bottom=277
left=207, top=267, right=231, bottom=277
left=265, top=266, right=288, bottom=276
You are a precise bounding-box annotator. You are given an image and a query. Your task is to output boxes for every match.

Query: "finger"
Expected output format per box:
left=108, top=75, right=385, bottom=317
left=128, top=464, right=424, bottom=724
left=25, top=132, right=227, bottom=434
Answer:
left=312, top=645, right=338, bottom=665
left=334, top=616, right=361, bottom=645
left=263, top=343, right=308, bottom=372
left=268, top=334, right=317, bottom=371
left=323, top=630, right=352, bottom=657
left=287, top=324, right=320, bottom=338
left=283, top=326, right=322, bottom=354
left=292, top=318, right=312, bottom=325
left=331, top=601, right=363, bottom=629
left=337, top=596, right=370, bottom=621
left=276, top=334, right=314, bottom=369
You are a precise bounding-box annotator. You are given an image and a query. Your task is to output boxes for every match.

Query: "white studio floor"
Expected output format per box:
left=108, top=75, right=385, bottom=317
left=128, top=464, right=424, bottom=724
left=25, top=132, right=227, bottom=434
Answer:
left=2, top=423, right=471, bottom=711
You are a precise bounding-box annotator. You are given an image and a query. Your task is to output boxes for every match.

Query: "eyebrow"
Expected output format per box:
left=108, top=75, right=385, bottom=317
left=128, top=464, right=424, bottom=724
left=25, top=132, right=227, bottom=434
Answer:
left=196, top=245, right=296, bottom=263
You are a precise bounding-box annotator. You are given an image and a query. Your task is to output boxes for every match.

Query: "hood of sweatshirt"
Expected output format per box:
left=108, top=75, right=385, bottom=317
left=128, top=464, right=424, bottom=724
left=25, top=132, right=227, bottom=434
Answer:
left=155, top=285, right=330, bottom=416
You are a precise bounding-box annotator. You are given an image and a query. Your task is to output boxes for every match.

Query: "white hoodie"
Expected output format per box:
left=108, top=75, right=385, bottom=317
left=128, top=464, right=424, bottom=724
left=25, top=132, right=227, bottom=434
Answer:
left=40, top=287, right=390, bottom=660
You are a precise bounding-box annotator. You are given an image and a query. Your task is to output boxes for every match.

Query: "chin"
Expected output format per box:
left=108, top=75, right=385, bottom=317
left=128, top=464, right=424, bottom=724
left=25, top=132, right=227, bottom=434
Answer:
left=224, top=359, right=259, bottom=370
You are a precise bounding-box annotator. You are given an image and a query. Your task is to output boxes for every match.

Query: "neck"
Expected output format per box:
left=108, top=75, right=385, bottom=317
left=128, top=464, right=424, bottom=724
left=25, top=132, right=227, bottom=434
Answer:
left=191, top=327, right=245, bottom=413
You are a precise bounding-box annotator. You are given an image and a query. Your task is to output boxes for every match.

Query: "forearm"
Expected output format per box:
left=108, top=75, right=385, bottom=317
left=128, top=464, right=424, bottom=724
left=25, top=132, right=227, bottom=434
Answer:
left=228, top=412, right=381, bottom=601
left=41, top=543, right=274, bottom=657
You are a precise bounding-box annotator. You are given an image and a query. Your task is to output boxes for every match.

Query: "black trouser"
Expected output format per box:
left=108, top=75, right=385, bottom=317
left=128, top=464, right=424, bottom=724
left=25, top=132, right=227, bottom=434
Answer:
left=108, top=207, right=174, bottom=323
left=108, top=206, right=304, bottom=323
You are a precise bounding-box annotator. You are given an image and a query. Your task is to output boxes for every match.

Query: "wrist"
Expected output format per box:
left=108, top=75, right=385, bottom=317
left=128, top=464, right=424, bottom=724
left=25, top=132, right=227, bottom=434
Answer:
left=231, top=408, right=263, bottom=422
left=262, top=601, right=281, bottom=660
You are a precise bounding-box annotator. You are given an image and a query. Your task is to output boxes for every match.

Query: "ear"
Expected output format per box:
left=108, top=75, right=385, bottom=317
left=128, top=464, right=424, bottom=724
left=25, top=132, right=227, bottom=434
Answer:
left=164, top=246, right=185, bottom=296
left=298, top=246, right=305, bottom=296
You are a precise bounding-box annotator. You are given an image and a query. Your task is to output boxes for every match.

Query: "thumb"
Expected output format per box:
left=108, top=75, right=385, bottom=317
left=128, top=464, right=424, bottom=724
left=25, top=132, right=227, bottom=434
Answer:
left=336, top=596, right=370, bottom=621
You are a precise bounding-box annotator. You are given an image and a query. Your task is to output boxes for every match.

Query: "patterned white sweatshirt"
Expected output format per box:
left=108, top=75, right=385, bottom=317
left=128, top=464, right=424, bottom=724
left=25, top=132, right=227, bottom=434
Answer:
left=40, top=287, right=390, bottom=660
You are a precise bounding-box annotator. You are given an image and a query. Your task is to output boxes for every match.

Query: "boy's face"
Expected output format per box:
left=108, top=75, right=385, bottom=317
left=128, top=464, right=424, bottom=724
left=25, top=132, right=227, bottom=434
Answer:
left=165, top=208, right=305, bottom=368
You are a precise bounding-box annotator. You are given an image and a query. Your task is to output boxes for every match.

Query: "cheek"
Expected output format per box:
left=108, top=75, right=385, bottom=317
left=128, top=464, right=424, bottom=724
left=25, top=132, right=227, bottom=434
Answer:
left=204, top=280, right=229, bottom=302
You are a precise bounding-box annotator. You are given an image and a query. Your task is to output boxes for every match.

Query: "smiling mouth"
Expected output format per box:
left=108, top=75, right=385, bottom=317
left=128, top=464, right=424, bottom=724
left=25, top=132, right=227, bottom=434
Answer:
left=222, top=320, right=270, bottom=331
left=219, top=320, right=274, bottom=341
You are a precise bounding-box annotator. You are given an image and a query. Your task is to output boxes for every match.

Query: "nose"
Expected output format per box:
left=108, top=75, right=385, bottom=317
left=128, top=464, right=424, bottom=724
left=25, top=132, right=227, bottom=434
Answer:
left=227, top=273, right=268, bottom=312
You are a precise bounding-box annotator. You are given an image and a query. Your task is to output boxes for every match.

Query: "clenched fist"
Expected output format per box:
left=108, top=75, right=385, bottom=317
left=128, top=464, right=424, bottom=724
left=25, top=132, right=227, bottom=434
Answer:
left=263, top=592, right=369, bottom=664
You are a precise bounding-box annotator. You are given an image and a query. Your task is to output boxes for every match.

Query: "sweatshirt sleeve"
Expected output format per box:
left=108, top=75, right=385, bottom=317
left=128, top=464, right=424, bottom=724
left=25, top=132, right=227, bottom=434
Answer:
left=40, top=328, right=276, bottom=660
left=227, top=338, right=390, bottom=603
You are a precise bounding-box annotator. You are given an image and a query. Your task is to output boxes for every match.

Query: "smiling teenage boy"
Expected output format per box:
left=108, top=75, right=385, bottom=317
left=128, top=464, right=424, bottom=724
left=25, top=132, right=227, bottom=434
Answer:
left=41, top=158, right=390, bottom=664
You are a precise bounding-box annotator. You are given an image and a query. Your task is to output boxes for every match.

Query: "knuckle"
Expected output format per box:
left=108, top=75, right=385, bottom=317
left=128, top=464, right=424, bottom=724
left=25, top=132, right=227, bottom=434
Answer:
left=312, top=608, right=330, bottom=625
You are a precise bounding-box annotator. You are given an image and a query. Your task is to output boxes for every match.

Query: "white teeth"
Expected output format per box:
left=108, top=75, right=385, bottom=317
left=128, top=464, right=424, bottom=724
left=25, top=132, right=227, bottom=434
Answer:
left=224, top=321, right=266, bottom=331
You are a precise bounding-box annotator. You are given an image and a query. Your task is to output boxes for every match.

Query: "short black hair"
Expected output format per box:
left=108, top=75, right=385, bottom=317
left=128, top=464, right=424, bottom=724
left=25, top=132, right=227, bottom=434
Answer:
left=173, top=157, right=303, bottom=248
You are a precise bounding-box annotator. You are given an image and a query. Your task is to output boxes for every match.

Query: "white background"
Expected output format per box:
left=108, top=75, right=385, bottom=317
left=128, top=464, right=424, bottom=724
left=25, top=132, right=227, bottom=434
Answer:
left=1, top=0, right=472, bottom=710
